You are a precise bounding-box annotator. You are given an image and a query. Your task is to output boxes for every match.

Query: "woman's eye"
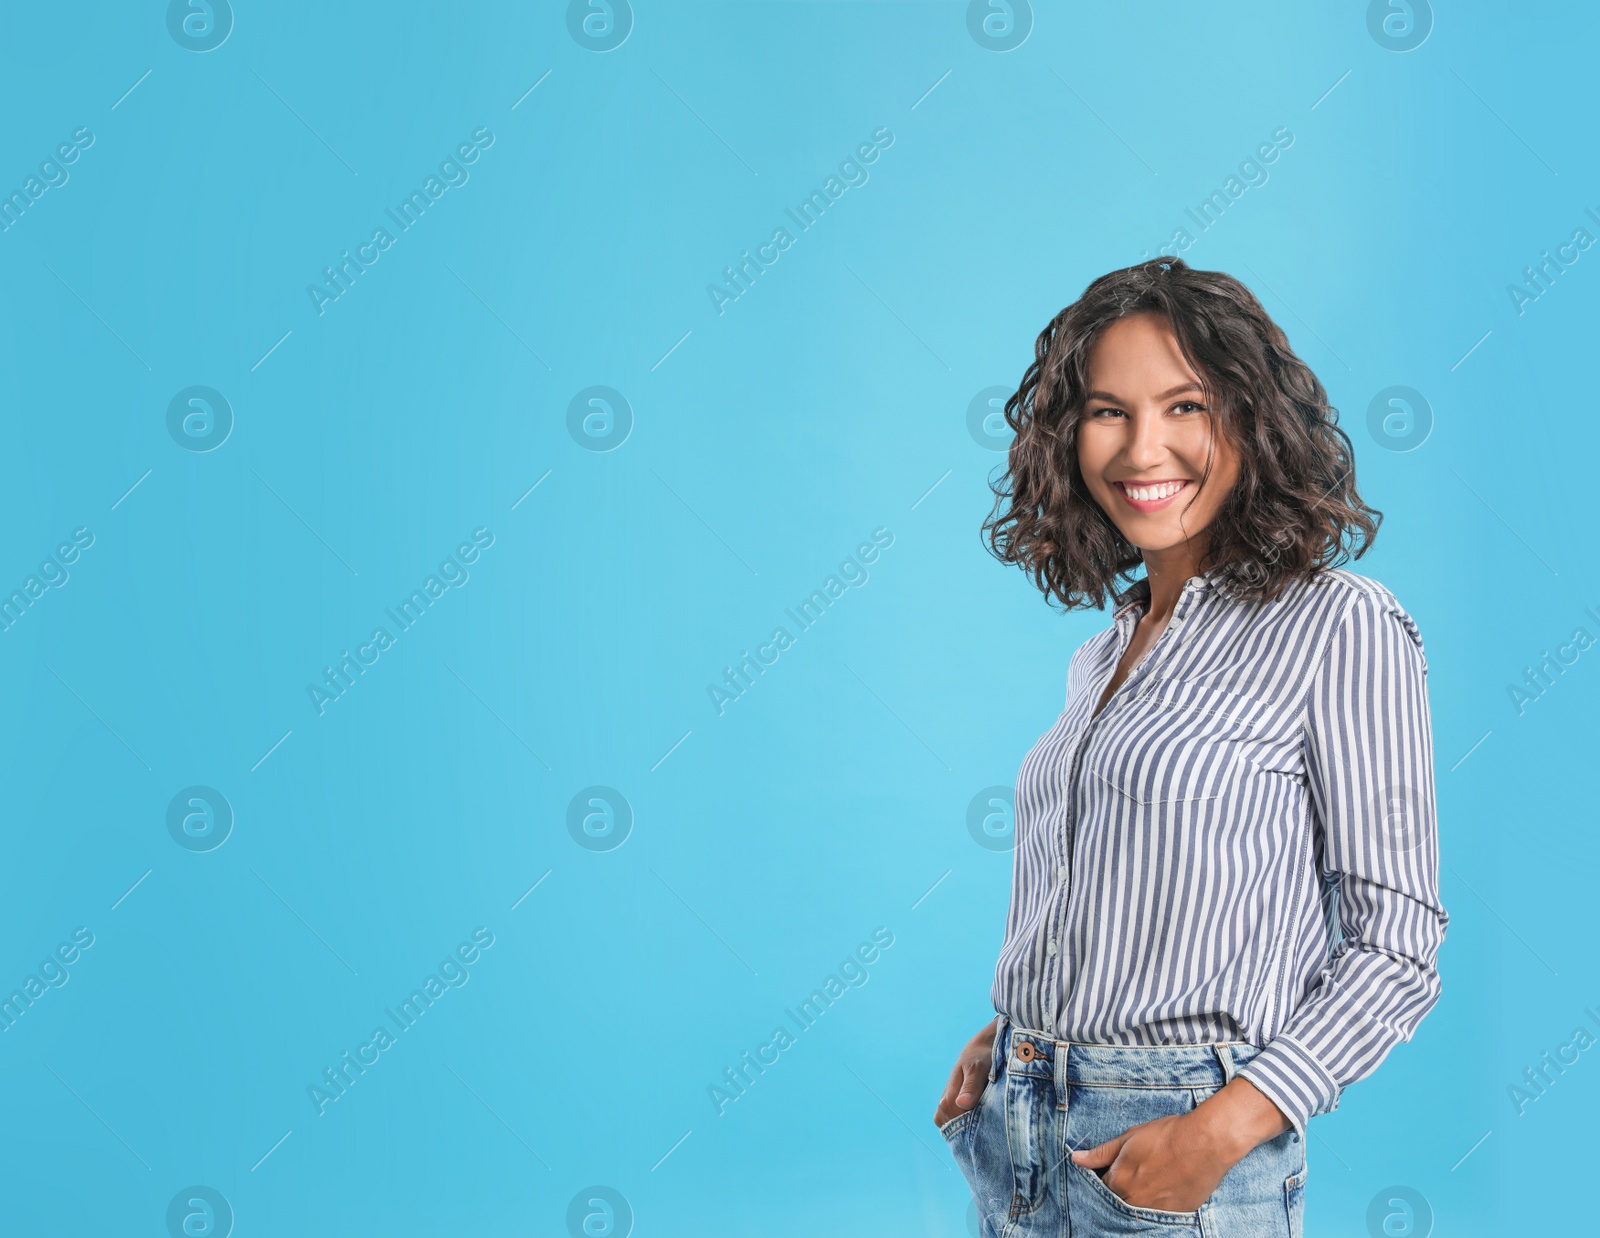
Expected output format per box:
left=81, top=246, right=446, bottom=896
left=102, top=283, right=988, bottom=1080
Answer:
left=1173, top=401, right=1207, bottom=414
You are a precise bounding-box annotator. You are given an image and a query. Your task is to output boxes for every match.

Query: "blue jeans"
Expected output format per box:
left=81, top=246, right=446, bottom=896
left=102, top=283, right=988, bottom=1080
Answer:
left=941, top=1017, right=1307, bottom=1237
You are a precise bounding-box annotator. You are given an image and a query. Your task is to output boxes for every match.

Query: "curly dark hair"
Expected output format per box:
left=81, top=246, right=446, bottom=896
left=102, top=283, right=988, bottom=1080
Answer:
left=981, top=256, right=1381, bottom=610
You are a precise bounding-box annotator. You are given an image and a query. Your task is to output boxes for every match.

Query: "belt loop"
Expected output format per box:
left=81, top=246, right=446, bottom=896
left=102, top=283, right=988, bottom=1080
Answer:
left=989, top=1014, right=1008, bottom=1082
left=1214, top=1044, right=1237, bottom=1085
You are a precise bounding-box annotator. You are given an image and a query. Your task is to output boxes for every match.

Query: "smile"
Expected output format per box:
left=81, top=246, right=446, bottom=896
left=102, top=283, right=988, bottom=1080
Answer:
left=1113, top=479, right=1191, bottom=512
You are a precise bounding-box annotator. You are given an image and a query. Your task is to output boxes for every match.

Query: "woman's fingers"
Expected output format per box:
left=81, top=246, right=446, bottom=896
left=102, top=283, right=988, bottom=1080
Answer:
left=936, top=1023, right=997, bottom=1127
left=934, top=1061, right=966, bottom=1125
left=955, top=1059, right=986, bottom=1109
left=935, top=1056, right=988, bottom=1126
left=1069, top=1133, right=1127, bottom=1169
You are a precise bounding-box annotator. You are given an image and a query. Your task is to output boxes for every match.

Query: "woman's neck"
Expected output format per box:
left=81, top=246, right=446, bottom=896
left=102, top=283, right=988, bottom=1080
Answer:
left=1139, top=542, right=1211, bottom=622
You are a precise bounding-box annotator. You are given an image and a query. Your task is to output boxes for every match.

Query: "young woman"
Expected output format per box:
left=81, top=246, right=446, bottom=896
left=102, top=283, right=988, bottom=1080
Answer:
left=935, top=258, right=1447, bottom=1236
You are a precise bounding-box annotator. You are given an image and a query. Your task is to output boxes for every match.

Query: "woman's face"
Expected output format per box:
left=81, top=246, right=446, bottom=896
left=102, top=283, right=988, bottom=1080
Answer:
left=1075, top=311, right=1240, bottom=558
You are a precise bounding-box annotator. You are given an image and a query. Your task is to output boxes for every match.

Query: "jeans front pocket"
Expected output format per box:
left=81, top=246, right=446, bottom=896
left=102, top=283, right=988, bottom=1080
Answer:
left=945, top=1079, right=1016, bottom=1238
left=1068, top=1159, right=1205, bottom=1233
left=938, top=1105, right=979, bottom=1146
left=1063, top=1080, right=1207, bottom=1234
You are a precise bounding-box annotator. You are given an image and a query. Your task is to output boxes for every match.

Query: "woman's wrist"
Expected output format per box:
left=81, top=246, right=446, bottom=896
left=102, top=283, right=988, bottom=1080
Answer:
left=1190, top=1077, right=1291, bottom=1163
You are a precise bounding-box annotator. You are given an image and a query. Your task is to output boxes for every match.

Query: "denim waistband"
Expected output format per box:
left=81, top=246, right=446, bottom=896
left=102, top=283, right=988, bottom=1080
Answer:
left=988, top=1014, right=1261, bottom=1087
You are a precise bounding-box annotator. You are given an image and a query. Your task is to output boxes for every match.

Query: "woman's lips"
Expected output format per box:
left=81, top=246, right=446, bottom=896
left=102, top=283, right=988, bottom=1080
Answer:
left=1113, top=479, right=1191, bottom=512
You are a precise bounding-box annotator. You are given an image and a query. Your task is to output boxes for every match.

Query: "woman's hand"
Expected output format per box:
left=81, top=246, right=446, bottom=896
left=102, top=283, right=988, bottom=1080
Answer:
left=933, top=1020, right=997, bottom=1127
left=1069, top=1077, right=1289, bottom=1212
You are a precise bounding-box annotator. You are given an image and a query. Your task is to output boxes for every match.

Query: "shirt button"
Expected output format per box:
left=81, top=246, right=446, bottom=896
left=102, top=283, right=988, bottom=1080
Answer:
left=1057, top=865, right=1069, bottom=882
left=1047, top=938, right=1058, bottom=957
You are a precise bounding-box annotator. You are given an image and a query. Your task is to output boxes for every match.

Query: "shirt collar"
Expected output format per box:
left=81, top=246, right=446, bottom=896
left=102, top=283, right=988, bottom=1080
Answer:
left=1112, top=567, right=1228, bottom=620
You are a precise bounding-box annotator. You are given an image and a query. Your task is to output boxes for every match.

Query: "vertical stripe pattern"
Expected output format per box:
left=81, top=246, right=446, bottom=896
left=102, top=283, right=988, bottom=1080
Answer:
left=989, top=567, right=1448, bottom=1136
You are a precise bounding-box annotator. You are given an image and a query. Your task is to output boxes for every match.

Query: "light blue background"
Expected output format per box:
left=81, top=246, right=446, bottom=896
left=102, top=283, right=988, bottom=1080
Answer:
left=0, top=1, right=1590, bottom=1234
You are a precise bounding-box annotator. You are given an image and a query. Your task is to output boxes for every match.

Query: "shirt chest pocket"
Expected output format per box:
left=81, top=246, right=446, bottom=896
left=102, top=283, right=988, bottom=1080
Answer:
left=1086, top=679, right=1274, bottom=807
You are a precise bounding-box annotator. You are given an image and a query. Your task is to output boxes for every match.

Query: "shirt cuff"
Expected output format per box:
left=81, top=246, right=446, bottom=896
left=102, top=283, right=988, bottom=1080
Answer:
left=1235, top=1034, right=1341, bottom=1140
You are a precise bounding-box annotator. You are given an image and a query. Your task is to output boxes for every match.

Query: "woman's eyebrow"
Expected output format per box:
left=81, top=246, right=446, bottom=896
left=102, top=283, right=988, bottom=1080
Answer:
left=1084, top=382, right=1205, bottom=403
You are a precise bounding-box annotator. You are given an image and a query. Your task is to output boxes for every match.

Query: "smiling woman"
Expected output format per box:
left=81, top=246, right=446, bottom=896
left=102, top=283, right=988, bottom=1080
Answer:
left=938, top=257, right=1448, bottom=1237
left=983, top=261, right=1377, bottom=610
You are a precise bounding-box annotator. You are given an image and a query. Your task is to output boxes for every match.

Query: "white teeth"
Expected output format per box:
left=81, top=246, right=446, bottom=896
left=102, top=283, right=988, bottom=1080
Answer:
left=1124, top=481, right=1186, bottom=502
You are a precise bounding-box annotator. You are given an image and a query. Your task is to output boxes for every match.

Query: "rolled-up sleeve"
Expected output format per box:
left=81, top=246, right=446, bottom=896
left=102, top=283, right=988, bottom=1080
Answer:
left=1237, top=586, right=1449, bottom=1137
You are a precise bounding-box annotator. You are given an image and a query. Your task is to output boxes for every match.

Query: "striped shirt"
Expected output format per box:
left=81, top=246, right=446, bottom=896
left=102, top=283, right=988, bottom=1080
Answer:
left=990, top=566, right=1448, bottom=1136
